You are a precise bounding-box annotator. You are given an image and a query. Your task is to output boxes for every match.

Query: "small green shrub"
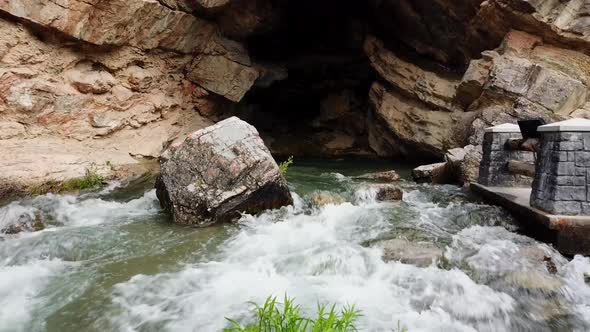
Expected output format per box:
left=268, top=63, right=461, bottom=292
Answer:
left=279, top=156, right=294, bottom=176
left=224, top=295, right=360, bottom=332
left=394, top=321, right=409, bottom=332
left=31, top=164, right=105, bottom=195
left=61, top=166, right=105, bottom=191
left=106, top=160, right=114, bottom=171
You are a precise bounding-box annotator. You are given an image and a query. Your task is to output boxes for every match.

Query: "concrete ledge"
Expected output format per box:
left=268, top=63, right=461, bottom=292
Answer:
left=470, top=183, right=590, bottom=256
left=484, top=123, right=521, bottom=133
left=538, top=118, right=590, bottom=132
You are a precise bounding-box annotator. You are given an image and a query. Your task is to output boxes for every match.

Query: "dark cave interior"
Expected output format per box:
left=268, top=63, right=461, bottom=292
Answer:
left=222, top=0, right=490, bottom=158
left=233, top=0, right=378, bottom=156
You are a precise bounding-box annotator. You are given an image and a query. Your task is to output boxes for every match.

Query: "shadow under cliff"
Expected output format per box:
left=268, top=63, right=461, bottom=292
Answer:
left=231, top=0, right=378, bottom=158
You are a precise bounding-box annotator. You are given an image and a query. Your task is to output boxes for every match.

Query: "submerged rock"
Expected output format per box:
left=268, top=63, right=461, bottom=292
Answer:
left=375, top=185, right=404, bottom=202
left=356, top=170, right=401, bottom=182
left=156, top=117, right=293, bottom=226
left=374, top=238, right=443, bottom=267
left=309, top=191, right=346, bottom=207
left=505, top=271, right=563, bottom=292
left=1, top=214, right=45, bottom=235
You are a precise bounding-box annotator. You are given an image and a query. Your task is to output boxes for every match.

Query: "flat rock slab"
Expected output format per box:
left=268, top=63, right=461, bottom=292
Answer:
left=0, top=137, right=153, bottom=200
left=412, top=162, right=450, bottom=184
left=470, top=183, right=590, bottom=256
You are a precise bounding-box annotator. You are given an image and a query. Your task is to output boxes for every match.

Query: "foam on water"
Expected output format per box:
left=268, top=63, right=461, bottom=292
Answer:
left=2, top=169, right=590, bottom=331
left=0, top=190, right=160, bottom=231
left=0, top=203, right=37, bottom=231
left=402, top=188, right=516, bottom=241
left=446, top=226, right=565, bottom=273
left=561, top=256, right=590, bottom=326
left=0, top=190, right=162, bottom=331
left=0, top=259, right=65, bottom=332
left=46, top=190, right=160, bottom=227
left=110, top=198, right=515, bottom=332
left=353, top=185, right=380, bottom=205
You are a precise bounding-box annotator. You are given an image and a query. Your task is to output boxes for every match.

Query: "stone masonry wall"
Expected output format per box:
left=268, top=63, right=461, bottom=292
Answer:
left=531, top=132, right=590, bottom=215
left=479, top=131, right=535, bottom=186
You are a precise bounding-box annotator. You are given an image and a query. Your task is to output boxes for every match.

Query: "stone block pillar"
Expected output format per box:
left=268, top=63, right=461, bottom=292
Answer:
left=531, top=119, right=590, bottom=215
left=479, top=123, right=535, bottom=186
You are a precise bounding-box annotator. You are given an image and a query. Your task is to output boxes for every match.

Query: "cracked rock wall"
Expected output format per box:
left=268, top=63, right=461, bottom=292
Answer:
left=4, top=0, right=590, bottom=195
left=0, top=0, right=262, bottom=195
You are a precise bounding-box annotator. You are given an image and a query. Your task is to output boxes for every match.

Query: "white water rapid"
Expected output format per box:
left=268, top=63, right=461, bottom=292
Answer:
left=1, top=161, right=589, bottom=332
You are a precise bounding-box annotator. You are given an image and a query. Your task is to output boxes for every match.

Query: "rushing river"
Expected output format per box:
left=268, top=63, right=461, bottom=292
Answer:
left=1, top=159, right=590, bottom=332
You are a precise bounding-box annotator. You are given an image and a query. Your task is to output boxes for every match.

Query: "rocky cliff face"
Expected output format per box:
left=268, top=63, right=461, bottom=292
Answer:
left=2, top=0, right=590, bottom=197
left=364, top=0, right=590, bottom=160
left=0, top=0, right=258, bottom=196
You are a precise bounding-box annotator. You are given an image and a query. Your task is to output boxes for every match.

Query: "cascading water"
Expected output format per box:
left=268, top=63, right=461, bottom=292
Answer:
left=1, top=160, right=589, bottom=332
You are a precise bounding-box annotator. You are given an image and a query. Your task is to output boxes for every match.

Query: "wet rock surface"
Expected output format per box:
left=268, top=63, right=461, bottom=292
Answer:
left=373, top=238, right=443, bottom=267
left=446, top=146, right=484, bottom=185
left=412, top=163, right=450, bottom=184
left=1, top=163, right=590, bottom=331
left=156, top=117, right=293, bottom=225
left=355, top=170, right=401, bottom=182
left=0, top=213, right=45, bottom=235
left=375, top=185, right=404, bottom=202
left=309, top=191, right=346, bottom=207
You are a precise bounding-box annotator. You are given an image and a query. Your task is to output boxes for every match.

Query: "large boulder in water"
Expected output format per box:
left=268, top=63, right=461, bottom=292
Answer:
left=156, top=117, right=293, bottom=226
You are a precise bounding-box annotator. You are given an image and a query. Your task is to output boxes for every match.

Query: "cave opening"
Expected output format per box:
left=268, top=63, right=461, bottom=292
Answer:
left=235, top=0, right=378, bottom=157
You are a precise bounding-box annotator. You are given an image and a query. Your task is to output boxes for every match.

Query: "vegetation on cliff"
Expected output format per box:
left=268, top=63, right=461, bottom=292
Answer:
left=32, top=165, right=105, bottom=195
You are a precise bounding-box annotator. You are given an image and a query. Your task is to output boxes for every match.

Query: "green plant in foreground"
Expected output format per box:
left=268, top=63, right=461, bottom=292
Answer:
left=279, top=156, right=294, bottom=176
left=224, top=295, right=360, bottom=332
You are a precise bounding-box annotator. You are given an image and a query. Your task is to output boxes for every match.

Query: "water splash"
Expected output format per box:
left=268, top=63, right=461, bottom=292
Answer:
left=0, top=190, right=160, bottom=232
left=0, top=259, right=66, bottom=332
left=0, top=163, right=589, bottom=332
left=110, top=198, right=516, bottom=332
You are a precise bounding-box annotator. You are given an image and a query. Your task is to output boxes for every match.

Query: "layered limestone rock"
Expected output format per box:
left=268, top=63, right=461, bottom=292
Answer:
left=365, top=0, right=590, bottom=169
left=367, top=81, right=475, bottom=158
left=364, top=36, right=462, bottom=113
left=465, top=30, right=590, bottom=143
left=368, top=0, right=487, bottom=67
left=368, top=27, right=590, bottom=167
left=0, top=0, right=259, bottom=102
left=0, top=0, right=261, bottom=198
left=156, top=117, right=292, bottom=225
left=0, top=17, right=213, bottom=194
left=368, top=0, right=590, bottom=69
left=365, top=35, right=476, bottom=158
left=0, top=0, right=216, bottom=53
